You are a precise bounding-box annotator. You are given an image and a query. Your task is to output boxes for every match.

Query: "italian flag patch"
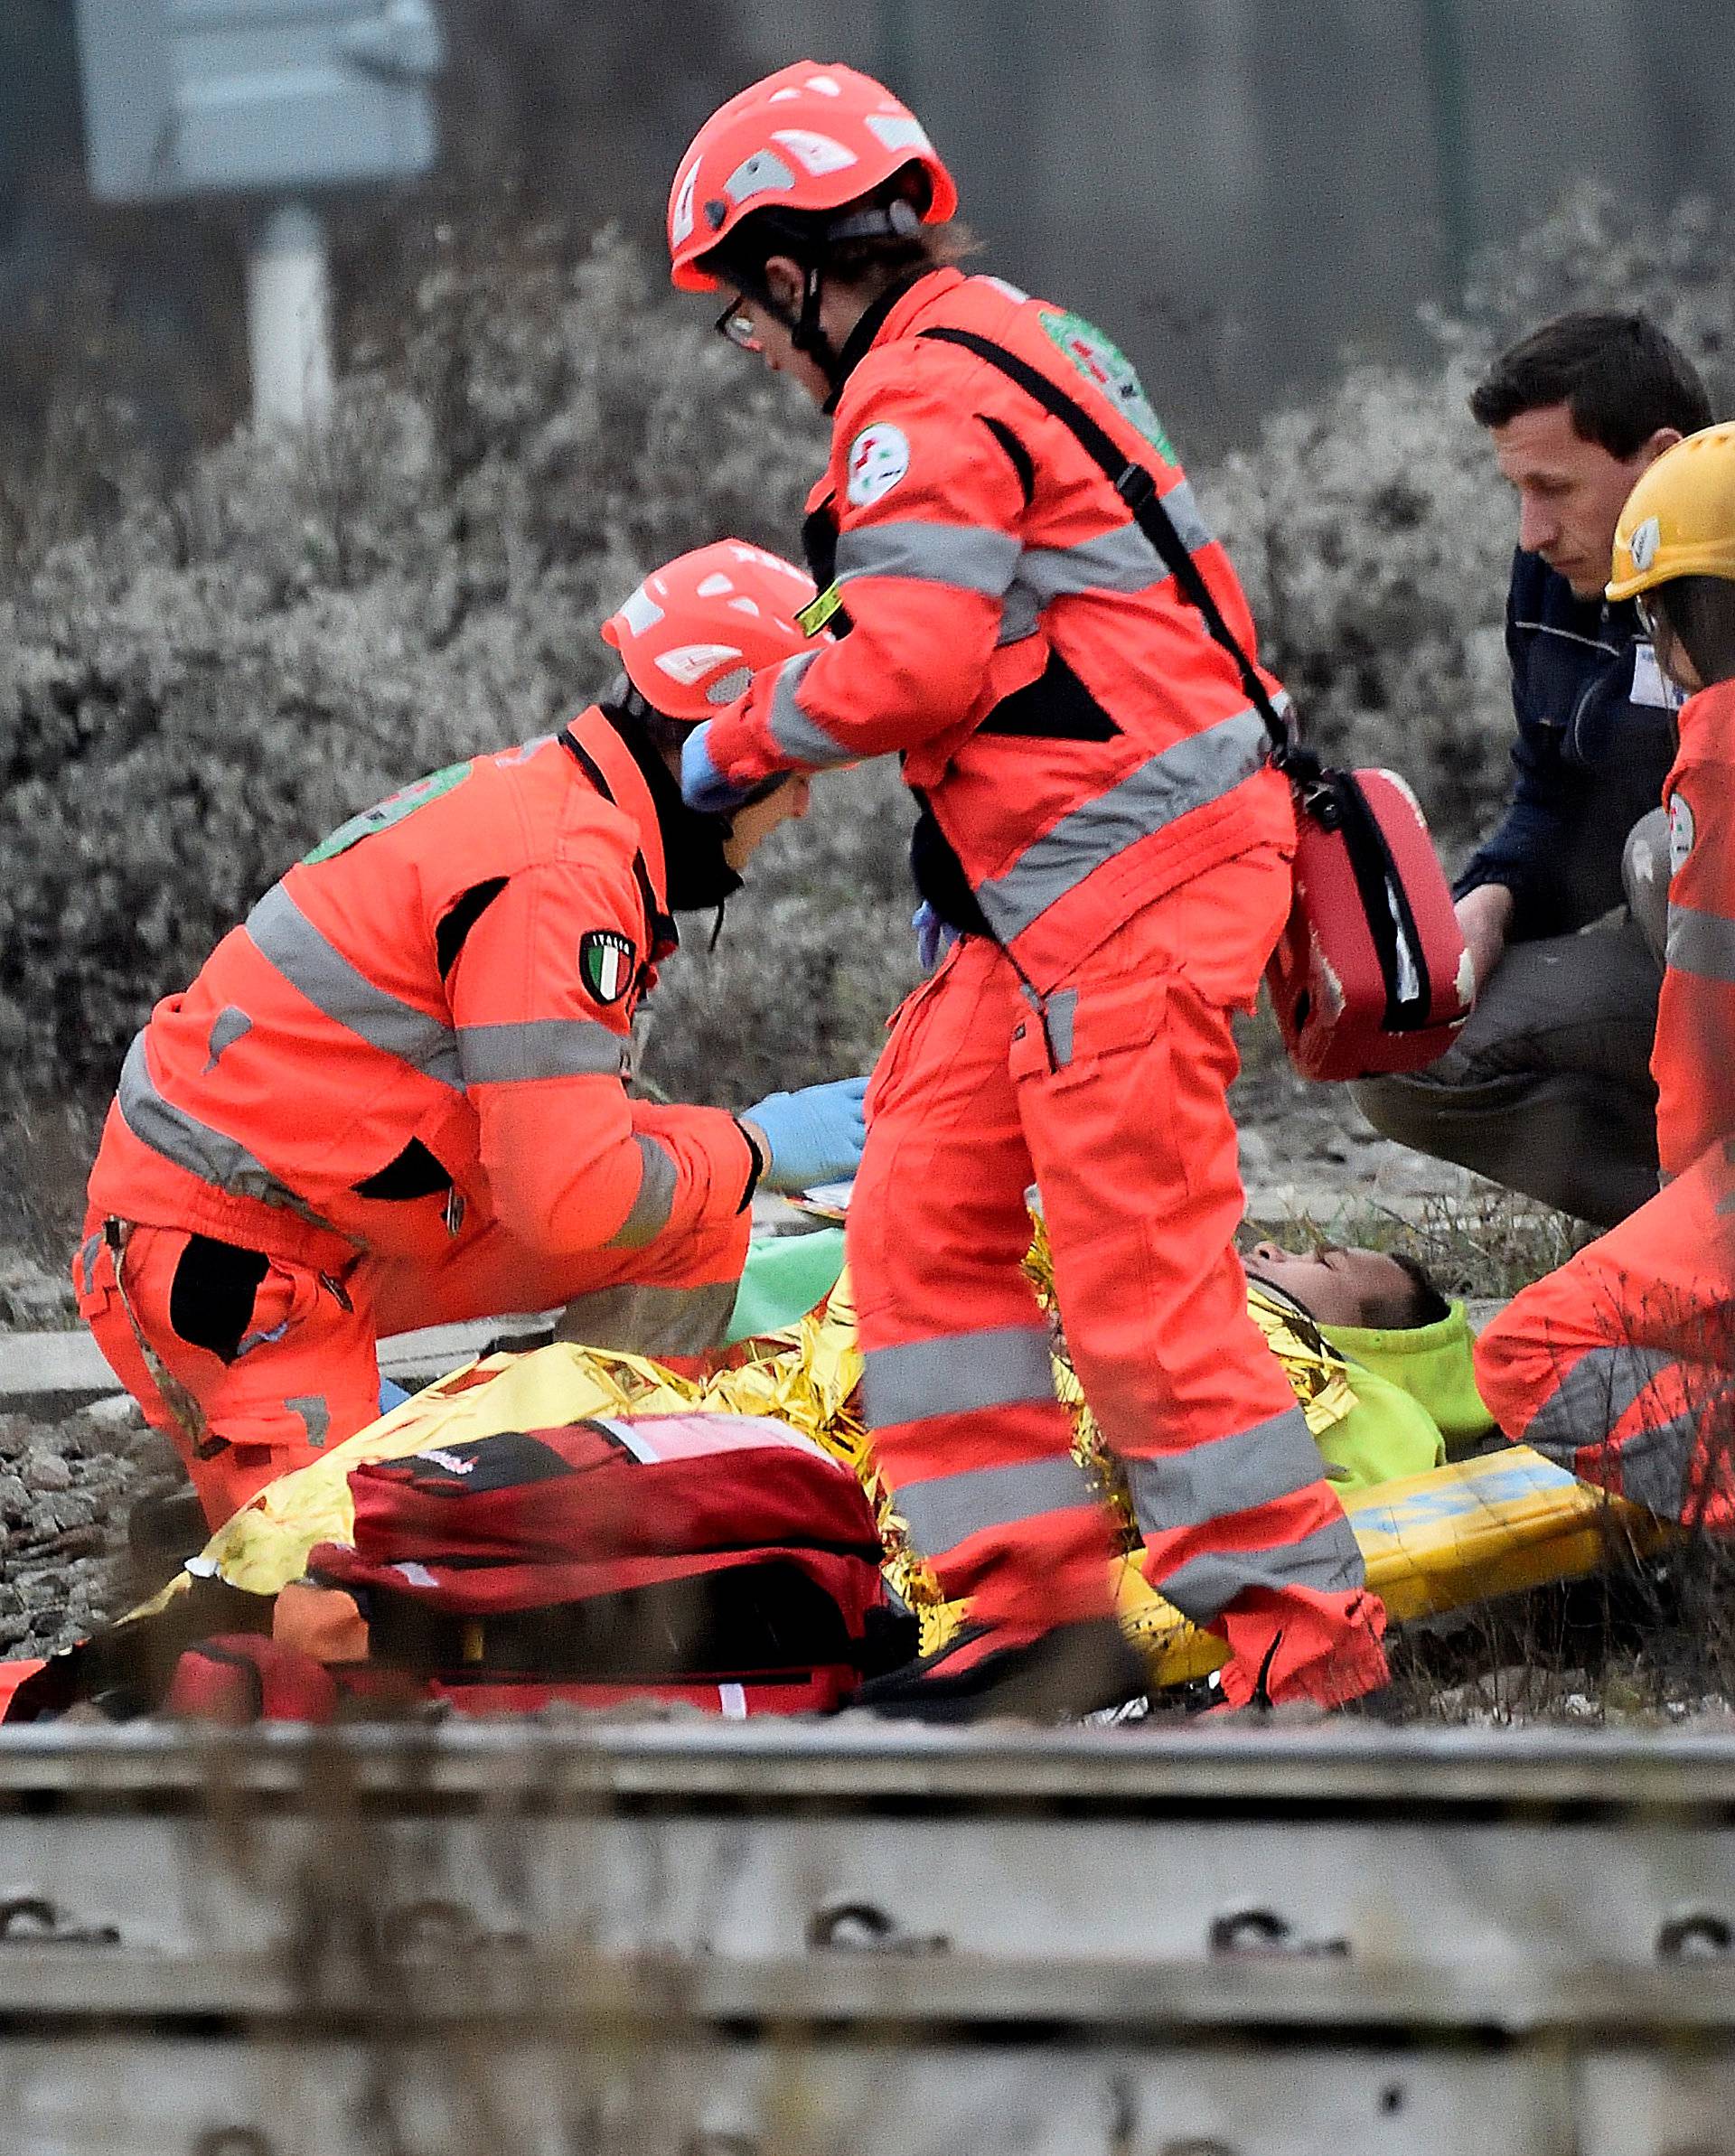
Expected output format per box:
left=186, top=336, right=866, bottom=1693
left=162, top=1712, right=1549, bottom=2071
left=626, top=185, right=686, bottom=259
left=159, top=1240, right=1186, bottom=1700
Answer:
left=579, top=930, right=635, bottom=1006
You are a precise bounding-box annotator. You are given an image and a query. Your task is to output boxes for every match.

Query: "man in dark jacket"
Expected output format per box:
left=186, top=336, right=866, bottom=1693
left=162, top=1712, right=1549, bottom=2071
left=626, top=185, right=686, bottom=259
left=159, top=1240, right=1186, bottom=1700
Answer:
left=1355, top=313, right=1712, bottom=1225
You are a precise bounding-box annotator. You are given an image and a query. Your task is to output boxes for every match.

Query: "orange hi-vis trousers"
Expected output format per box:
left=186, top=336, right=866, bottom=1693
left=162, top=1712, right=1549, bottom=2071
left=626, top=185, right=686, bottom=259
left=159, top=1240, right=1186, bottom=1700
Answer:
left=74, top=1186, right=747, bottom=1531
left=1477, top=1138, right=1735, bottom=1527
left=849, top=845, right=1389, bottom=1709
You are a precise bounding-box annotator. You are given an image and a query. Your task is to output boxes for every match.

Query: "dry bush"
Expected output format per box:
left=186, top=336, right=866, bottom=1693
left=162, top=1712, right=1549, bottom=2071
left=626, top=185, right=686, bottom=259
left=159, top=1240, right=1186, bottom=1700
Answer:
left=0, top=228, right=833, bottom=1107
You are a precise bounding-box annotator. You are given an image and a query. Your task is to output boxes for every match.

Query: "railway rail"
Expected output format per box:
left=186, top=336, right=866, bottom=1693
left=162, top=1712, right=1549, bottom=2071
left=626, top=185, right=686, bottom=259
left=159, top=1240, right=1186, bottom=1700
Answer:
left=3, top=1722, right=1735, bottom=2151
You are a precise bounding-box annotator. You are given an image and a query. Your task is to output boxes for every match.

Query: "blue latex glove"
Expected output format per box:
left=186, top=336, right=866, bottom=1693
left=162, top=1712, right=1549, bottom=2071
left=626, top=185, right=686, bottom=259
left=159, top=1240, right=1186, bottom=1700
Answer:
left=913, top=901, right=958, bottom=973
left=680, top=721, right=755, bottom=816
left=745, top=1075, right=868, bottom=1194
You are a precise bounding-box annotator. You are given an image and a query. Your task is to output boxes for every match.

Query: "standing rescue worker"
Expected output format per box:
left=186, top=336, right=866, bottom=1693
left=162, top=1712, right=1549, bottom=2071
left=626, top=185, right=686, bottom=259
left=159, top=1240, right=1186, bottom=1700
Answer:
left=666, top=62, right=1389, bottom=1715
left=75, top=542, right=868, bottom=1528
left=1478, top=427, right=1735, bottom=1524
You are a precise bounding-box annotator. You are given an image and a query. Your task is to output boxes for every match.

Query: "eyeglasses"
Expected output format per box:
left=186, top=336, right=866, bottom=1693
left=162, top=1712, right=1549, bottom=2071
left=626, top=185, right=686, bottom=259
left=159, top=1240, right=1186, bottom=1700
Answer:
left=1636, top=593, right=1661, bottom=642
left=714, top=296, right=762, bottom=352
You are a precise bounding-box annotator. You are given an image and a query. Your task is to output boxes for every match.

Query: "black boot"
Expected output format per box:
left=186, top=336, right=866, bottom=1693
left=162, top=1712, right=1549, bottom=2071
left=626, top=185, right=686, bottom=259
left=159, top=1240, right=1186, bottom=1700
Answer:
left=850, top=1617, right=1149, bottom=1724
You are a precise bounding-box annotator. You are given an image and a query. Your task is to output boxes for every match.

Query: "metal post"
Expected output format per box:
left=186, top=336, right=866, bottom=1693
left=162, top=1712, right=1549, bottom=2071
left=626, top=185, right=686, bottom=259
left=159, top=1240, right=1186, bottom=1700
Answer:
left=1420, top=0, right=1476, bottom=288
left=245, top=200, right=333, bottom=431
left=877, top=0, right=915, bottom=97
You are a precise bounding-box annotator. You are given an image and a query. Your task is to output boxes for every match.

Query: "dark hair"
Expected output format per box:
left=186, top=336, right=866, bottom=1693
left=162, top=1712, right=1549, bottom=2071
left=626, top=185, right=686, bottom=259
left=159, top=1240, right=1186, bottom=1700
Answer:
left=704, top=170, right=974, bottom=298
left=1650, top=574, right=1735, bottom=689
left=1366, top=1251, right=1452, bottom=1331
left=1468, top=311, right=1712, bottom=457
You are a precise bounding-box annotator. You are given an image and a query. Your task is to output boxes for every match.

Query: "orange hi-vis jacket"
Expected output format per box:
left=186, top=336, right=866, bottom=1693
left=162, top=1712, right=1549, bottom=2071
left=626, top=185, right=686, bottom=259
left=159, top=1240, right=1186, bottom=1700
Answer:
left=1655, top=676, right=1735, bottom=1179
left=698, top=267, right=1294, bottom=992
left=87, top=708, right=757, bottom=1271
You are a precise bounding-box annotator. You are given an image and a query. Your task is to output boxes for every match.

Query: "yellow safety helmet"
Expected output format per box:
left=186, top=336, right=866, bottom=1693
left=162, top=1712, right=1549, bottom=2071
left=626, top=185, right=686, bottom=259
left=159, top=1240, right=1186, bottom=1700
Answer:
left=1608, top=421, right=1735, bottom=601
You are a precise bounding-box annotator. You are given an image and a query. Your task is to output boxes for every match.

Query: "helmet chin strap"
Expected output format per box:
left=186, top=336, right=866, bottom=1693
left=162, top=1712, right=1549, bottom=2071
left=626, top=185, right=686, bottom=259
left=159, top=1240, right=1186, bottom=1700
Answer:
left=789, top=261, right=843, bottom=389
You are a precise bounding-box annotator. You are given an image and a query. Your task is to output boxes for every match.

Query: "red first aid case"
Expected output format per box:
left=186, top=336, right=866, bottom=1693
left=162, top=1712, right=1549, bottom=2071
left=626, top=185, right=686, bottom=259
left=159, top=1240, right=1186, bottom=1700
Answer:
left=1265, top=764, right=1476, bottom=1082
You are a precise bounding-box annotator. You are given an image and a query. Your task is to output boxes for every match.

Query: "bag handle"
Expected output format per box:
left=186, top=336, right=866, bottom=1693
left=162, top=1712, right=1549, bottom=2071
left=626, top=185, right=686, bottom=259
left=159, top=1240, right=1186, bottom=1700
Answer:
left=917, top=324, right=1318, bottom=787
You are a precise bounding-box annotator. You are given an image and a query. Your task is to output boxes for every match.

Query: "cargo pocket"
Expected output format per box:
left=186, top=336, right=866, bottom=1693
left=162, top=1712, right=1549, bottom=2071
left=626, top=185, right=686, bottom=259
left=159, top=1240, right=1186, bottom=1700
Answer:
left=1008, top=970, right=1171, bottom=1085
left=1010, top=970, right=1187, bottom=1206
left=167, top=1235, right=271, bottom=1364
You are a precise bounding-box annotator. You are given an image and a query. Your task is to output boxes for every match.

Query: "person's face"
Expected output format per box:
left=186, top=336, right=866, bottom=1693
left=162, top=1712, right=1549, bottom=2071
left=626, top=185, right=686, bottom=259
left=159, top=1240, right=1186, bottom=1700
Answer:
left=1244, top=1241, right=1418, bottom=1329
left=1491, top=403, right=1680, bottom=600
left=721, top=773, right=811, bottom=869
left=1636, top=594, right=1706, bottom=697
left=715, top=258, right=834, bottom=408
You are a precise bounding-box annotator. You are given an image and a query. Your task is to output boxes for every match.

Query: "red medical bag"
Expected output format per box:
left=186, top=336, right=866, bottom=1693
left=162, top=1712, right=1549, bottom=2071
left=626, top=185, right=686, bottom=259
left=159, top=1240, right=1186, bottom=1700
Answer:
left=1264, top=763, right=1476, bottom=1081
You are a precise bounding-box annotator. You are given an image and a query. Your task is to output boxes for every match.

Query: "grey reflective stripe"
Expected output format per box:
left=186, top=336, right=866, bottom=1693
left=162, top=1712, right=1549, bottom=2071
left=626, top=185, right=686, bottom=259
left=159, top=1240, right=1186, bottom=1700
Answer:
left=1523, top=1343, right=1677, bottom=1458
left=1019, top=521, right=1168, bottom=604
left=834, top=520, right=1021, bottom=599
left=1158, top=1512, right=1366, bottom=1624
left=458, top=1017, right=625, bottom=1085
left=861, top=1324, right=1057, bottom=1430
left=286, top=1395, right=331, bottom=1450
left=116, top=1033, right=341, bottom=1231
left=245, top=883, right=462, bottom=1091
left=555, top=1280, right=737, bottom=1359
left=1614, top=1408, right=1700, bottom=1521
left=764, top=649, right=853, bottom=769
left=605, top=1135, right=679, bottom=1251
left=1126, top=1405, right=1325, bottom=1535
left=997, top=580, right=1043, bottom=645
left=1044, top=988, right=1078, bottom=1067
left=894, top=1453, right=1103, bottom=1561
left=1666, top=903, right=1735, bottom=984
left=1157, top=477, right=1213, bottom=556
left=202, top=1006, right=252, bottom=1073
left=975, top=705, right=1271, bottom=944
left=77, top=1232, right=104, bottom=1300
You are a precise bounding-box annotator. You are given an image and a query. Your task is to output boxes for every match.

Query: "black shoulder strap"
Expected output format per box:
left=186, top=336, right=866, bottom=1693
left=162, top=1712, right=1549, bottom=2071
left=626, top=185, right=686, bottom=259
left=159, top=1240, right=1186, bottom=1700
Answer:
left=559, top=722, right=677, bottom=955
left=918, top=323, right=1296, bottom=765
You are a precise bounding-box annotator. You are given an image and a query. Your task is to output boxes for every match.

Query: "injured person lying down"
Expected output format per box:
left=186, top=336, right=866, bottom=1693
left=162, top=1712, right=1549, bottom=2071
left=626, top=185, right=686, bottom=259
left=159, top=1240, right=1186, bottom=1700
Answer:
left=5, top=1223, right=1510, bottom=1725
left=1236, top=1237, right=1495, bottom=1487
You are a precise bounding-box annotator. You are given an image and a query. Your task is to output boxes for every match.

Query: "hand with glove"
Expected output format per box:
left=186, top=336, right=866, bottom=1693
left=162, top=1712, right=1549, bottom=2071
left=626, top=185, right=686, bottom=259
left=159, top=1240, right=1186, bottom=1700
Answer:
left=682, top=721, right=764, bottom=818
left=739, top=1075, right=868, bottom=1194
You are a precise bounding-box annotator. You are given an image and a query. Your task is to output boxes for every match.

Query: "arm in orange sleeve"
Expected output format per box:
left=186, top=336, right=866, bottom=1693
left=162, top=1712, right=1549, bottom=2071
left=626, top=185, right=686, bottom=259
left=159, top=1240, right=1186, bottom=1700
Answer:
left=699, top=374, right=1030, bottom=788
left=1655, top=749, right=1735, bottom=1177
left=448, top=858, right=755, bottom=1256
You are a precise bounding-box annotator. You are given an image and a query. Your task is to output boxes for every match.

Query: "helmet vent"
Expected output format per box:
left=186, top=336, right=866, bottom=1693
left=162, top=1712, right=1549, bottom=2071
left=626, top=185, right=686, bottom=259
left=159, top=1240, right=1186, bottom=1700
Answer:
left=773, top=127, right=858, bottom=177
left=617, top=585, right=666, bottom=635
left=707, top=666, right=754, bottom=705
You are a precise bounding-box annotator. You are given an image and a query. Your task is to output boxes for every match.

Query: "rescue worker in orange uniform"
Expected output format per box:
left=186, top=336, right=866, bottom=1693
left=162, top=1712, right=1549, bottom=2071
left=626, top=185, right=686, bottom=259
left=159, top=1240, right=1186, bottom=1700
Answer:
left=1478, top=426, right=1735, bottom=1524
left=667, top=63, right=1390, bottom=1716
left=74, top=542, right=868, bottom=1529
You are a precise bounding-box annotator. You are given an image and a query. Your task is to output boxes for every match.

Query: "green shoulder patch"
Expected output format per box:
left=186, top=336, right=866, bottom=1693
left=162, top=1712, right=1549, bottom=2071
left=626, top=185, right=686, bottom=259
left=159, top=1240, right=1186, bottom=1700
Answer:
left=303, top=760, right=472, bottom=866
left=1038, top=307, right=1177, bottom=464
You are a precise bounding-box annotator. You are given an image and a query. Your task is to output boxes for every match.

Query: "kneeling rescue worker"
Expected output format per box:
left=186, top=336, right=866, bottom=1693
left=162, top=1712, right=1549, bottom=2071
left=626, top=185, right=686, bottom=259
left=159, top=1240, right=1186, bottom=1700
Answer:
left=75, top=542, right=868, bottom=1529
left=667, top=62, right=1390, bottom=1715
left=1478, top=426, right=1735, bottom=1523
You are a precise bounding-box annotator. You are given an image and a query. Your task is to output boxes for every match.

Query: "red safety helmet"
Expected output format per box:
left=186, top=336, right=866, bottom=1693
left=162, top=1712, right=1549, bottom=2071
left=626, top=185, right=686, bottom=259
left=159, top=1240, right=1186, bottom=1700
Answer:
left=600, top=540, right=824, bottom=722
left=668, top=61, right=958, bottom=294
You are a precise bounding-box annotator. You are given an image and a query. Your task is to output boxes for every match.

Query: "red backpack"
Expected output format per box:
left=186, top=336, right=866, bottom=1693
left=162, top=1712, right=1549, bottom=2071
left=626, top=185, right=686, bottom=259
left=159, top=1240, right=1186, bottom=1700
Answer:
left=289, top=1412, right=908, bottom=1717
